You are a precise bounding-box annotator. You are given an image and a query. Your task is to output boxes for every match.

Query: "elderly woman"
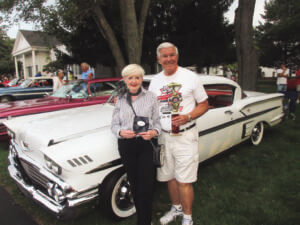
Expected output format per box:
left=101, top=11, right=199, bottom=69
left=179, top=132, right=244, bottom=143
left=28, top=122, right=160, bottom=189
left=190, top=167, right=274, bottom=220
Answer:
left=111, top=64, right=161, bottom=225
left=53, top=69, right=64, bottom=92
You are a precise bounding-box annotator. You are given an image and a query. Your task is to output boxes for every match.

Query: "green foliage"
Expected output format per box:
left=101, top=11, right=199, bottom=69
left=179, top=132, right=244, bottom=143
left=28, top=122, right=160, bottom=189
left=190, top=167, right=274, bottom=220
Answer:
left=144, top=0, right=236, bottom=71
left=0, top=30, right=15, bottom=75
left=255, top=0, right=300, bottom=68
left=1, top=0, right=236, bottom=73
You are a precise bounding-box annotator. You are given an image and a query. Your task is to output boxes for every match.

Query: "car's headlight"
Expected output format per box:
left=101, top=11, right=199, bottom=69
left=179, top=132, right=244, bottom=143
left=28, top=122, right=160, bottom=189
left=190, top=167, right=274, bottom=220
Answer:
left=44, top=155, right=62, bottom=175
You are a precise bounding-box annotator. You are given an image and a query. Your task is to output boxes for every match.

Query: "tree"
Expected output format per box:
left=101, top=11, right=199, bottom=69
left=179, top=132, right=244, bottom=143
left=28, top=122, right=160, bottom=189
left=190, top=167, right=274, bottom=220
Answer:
left=234, top=0, right=258, bottom=90
left=143, top=0, right=235, bottom=72
left=0, top=0, right=150, bottom=74
left=1, top=0, right=236, bottom=75
left=255, top=0, right=300, bottom=69
left=0, top=30, right=15, bottom=75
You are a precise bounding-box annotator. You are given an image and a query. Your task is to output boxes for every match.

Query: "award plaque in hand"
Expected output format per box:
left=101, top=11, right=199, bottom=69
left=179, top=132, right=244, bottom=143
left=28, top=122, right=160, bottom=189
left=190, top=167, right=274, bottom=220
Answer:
left=133, top=116, right=149, bottom=133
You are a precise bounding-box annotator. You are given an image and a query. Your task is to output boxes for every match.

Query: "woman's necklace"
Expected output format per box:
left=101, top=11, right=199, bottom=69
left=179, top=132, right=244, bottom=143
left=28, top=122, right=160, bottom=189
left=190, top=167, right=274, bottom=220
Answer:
left=128, top=88, right=142, bottom=96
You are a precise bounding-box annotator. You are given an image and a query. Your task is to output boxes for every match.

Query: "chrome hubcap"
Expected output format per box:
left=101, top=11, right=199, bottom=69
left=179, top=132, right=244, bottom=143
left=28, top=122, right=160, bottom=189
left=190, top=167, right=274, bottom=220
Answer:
left=115, top=178, right=134, bottom=211
left=252, top=125, right=261, bottom=141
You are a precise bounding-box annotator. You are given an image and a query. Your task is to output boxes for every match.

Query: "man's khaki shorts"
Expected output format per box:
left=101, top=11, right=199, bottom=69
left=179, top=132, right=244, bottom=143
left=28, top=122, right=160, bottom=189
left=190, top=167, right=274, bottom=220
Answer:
left=157, top=126, right=199, bottom=183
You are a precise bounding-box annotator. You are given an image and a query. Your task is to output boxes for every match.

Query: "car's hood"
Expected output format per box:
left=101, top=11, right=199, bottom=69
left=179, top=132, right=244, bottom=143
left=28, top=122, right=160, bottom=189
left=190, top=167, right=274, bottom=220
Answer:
left=4, top=103, right=115, bottom=151
left=0, top=97, right=63, bottom=118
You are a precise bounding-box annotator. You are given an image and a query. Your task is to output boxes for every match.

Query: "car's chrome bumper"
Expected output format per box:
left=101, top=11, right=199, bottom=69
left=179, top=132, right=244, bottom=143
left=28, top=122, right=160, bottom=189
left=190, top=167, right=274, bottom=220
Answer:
left=8, top=140, right=99, bottom=217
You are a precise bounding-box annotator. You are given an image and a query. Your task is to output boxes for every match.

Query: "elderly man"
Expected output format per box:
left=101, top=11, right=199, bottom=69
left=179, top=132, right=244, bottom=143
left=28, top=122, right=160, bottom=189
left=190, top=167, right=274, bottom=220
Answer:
left=80, top=62, right=94, bottom=80
left=149, top=42, right=208, bottom=225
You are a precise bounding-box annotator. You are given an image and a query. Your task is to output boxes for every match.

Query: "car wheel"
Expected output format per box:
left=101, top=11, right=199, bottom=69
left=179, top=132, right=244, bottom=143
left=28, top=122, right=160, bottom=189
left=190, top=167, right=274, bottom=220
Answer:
left=250, top=122, right=264, bottom=146
left=1, top=96, right=12, bottom=103
left=100, top=168, right=136, bottom=220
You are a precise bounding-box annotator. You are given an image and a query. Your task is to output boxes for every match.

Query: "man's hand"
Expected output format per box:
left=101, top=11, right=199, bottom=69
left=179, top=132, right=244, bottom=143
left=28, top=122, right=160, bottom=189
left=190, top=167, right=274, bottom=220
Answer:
left=120, top=130, right=136, bottom=139
left=172, top=115, right=189, bottom=126
left=88, top=73, right=93, bottom=80
left=172, top=100, right=209, bottom=127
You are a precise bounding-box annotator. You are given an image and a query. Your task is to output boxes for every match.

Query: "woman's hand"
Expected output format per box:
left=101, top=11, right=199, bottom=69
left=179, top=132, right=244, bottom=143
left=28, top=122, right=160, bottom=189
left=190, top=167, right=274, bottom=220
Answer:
left=120, top=130, right=136, bottom=139
left=139, top=130, right=158, bottom=140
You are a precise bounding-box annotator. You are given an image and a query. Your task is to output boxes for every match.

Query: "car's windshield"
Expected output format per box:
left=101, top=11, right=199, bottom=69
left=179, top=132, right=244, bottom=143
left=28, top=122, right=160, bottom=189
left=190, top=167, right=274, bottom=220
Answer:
left=8, top=78, right=19, bottom=86
left=20, top=79, right=32, bottom=88
left=52, top=81, right=88, bottom=99
left=107, top=80, right=150, bottom=104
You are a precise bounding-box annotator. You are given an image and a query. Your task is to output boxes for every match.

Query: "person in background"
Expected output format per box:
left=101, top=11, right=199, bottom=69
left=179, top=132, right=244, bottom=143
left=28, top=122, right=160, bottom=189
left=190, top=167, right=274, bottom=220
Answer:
left=276, top=64, right=289, bottom=93
left=296, top=68, right=300, bottom=103
left=35, top=71, right=42, bottom=77
left=225, top=68, right=232, bottom=79
left=43, top=69, right=53, bottom=77
left=149, top=42, right=208, bottom=225
left=111, top=64, right=161, bottom=225
left=53, top=69, right=65, bottom=92
left=68, top=70, right=75, bottom=81
left=80, top=62, right=94, bottom=80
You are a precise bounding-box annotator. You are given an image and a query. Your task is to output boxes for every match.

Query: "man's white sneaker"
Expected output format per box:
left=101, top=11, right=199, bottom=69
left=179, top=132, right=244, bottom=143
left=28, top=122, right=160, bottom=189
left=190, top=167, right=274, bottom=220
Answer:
left=160, top=206, right=183, bottom=224
left=182, top=217, right=193, bottom=225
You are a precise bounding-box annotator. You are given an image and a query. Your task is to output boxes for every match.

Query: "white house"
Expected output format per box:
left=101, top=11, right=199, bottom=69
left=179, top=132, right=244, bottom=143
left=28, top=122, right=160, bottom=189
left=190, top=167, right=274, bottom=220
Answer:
left=11, top=30, right=81, bottom=79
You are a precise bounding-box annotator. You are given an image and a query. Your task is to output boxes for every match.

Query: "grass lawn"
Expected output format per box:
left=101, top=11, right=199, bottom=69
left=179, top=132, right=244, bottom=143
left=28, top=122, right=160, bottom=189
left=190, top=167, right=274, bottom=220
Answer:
left=0, top=79, right=299, bottom=225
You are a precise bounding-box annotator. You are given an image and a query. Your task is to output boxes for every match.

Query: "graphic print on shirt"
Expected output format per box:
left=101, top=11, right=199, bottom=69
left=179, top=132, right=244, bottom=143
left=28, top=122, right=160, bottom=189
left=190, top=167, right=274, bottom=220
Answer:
left=157, top=82, right=183, bottom=130
left=158, top=82, right=183, bottom=112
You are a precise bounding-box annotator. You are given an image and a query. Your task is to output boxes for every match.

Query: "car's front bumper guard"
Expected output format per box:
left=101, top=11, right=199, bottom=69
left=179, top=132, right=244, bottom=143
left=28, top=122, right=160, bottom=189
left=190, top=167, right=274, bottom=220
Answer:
left=7, top=140, right=99, bottom=215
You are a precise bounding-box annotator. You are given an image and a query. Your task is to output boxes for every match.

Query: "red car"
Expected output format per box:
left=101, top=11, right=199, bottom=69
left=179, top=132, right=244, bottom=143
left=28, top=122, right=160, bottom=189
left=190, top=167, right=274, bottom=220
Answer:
left=0, top=78, right=121, bottom=139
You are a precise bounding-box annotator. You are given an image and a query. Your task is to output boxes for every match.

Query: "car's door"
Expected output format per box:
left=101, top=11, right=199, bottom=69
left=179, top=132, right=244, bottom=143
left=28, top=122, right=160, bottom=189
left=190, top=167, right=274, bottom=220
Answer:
left=196, top=84, right=244, bottom=163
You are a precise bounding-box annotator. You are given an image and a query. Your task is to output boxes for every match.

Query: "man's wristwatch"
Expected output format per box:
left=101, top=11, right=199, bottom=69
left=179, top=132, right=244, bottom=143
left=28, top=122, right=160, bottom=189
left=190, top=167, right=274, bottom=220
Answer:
left=187, top=114, right=193, bottom=122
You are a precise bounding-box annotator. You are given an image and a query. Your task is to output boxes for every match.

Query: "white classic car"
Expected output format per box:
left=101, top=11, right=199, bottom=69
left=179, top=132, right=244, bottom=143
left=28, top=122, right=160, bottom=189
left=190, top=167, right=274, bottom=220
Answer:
left=4, top=75, right=284, bottom=219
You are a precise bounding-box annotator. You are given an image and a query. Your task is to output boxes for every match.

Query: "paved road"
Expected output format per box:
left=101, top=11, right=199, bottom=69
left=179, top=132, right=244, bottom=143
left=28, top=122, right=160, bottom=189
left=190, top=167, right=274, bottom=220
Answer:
left=0, top=186, right=38, bottom=225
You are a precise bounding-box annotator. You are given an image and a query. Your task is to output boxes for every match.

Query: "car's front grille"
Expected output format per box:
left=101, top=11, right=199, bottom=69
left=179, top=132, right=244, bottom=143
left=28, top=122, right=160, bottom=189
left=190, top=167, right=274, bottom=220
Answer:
left=19, top=158, right=50, bottom=189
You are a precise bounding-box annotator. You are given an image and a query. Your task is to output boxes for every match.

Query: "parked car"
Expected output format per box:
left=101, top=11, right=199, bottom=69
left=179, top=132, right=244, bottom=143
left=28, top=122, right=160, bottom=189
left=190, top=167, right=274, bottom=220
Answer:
left=0, top=77, right=24, bottom=88
left=0, top=77, right=55, bottom=103
left=4, top=75, right=284, bottom=220
left=0, top=79, right=10, bottom=87
left=0, top=78, right=121, bottom=139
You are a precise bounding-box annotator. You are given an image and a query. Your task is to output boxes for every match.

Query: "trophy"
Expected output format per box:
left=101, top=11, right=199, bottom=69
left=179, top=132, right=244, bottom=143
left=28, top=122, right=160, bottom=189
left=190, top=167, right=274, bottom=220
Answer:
left=167, top=83, right=182, bottom=135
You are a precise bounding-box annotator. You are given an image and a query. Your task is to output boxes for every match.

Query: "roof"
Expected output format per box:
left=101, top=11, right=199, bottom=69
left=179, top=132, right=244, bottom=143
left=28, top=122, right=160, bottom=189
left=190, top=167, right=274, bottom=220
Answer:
left=19, top=30, right=60, bottom=47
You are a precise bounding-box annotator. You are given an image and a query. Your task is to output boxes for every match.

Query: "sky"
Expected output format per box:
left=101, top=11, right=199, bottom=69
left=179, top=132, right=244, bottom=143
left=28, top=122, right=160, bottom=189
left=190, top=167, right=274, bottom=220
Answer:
left=6, top=0, right=267, bottom=38
left=225, top=0, right=266, bottom=26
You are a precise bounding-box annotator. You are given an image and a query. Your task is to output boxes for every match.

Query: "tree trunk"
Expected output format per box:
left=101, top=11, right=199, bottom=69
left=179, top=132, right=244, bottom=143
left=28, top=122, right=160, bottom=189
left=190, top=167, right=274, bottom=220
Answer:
left=93, top=1, right=150, bottom=75
left=138, top=0, right=151, bottom=61
left=120, top=0, right=140, bottom=64
left=93, top=5, right=126, bottom=75
left=234, top=0, right=258, bottom=90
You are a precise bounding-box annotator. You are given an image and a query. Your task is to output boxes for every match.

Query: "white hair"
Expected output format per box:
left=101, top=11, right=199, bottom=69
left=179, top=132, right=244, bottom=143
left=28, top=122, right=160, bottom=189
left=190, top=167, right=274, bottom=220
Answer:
left=156, top=42, right=179, bottom=58
left=121, top=64, right=145, bottom=77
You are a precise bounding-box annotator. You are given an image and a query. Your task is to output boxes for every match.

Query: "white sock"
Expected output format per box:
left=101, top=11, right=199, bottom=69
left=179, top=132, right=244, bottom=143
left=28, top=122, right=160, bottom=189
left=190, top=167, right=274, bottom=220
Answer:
left=173, top=204, right=182, bottom=211
left=183, top=214, right=192, bottom=220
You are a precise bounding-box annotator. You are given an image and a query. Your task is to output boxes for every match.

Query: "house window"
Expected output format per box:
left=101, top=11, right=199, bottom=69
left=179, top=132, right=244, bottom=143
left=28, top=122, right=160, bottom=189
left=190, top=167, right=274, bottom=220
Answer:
left=27, top=66, right=33, bottom=77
